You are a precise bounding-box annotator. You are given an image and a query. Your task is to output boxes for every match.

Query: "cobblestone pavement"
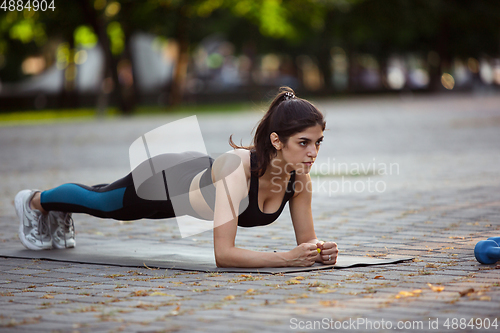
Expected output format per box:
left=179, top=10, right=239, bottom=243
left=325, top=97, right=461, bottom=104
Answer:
left=1, top=93, right=499, bottom=332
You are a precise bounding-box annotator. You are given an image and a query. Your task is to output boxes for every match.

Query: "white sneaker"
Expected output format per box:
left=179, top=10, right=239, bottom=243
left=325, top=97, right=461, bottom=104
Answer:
left=15, top=190, right=52, bottom=250
left=49, top=211, right=76, bottom=249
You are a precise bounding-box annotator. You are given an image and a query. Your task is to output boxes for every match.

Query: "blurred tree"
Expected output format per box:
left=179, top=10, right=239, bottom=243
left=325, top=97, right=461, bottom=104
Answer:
left=2, top=0, right=500, bottom=111
left=41, top=1, right=88, bottom=107
left=333, top=0, right=500, bottom=91
left=420, top=0, right=500, bottom=91
left=0, top=11, right=46, bottom=83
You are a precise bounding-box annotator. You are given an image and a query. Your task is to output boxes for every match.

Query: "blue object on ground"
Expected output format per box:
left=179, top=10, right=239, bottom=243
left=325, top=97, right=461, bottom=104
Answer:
left=474, top=240, right=500, bottom=265
left=487, top=236, right=500, bottom=245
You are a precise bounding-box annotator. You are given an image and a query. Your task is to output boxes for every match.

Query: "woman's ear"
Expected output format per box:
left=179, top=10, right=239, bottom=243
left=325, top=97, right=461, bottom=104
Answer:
left=270, top=132, right=282, bottom=150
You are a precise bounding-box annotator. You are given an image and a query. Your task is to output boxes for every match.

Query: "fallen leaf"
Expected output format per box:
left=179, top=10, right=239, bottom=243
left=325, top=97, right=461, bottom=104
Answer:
left=135, top=302, right=158, bottom=310
left=479, top=296, right=491, bottom=301
left=459, top=288, right=474, bottom=297
left=316, top=287, right=336, bottom=294
left=285, top=299, right=297, bottom=304
left=398, top=291, right=415, bottom=297
left=427, top=283, right=444, bottom=292
left=224, top=295, right=235, bottom=301
left=286, top=279, right=301, bottom=285
left=131, top=290, right=150, bottom=297
left=244, top=289, right=254, bottom=294
left=374, top=276, right=384, bottom=279
left=295, top=276, right=305, bottom=280
left=40, top=294, right=54, bottom=299
left=150, top=292, right=170, bottom=296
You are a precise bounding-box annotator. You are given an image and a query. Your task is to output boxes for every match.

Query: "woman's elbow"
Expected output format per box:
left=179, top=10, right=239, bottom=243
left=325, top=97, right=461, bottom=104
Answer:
left=215, top=259, right=227, bottom=268
left=215, top=254, right=229, bottom=268
left=214, top=249, right=233, bottom=268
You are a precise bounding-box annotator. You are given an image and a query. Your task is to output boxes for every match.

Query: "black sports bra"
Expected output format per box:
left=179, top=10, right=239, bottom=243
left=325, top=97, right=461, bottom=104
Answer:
left=236, top=151, right=296, bottom=227
left=198, top=151, right=296, bottom=227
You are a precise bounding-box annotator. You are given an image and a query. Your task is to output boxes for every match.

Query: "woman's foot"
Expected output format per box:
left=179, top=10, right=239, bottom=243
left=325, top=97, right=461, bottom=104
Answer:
left=14, top=190, right=52, bottom=250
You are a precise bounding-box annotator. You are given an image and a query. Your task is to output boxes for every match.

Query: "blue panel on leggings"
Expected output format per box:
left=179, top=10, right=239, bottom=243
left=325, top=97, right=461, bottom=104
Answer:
left=41, top=184, right=125, bottom=212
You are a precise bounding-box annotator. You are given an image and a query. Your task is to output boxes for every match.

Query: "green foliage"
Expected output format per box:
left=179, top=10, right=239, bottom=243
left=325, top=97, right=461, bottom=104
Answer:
left=0, top=108, right=119, bottom=126
left=107, top=21, right=124, bottom=55
left=74, top=25, right=98, bottom=49
left=9, top=18, right=46, bottom=45
left=259, top=0, right=295, bottom=38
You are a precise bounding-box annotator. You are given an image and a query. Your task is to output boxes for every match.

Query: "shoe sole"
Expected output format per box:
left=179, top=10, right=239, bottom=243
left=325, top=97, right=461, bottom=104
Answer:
left=53, top=239, right=76, bottom=249
left=15, top=190, right=52, bottom=251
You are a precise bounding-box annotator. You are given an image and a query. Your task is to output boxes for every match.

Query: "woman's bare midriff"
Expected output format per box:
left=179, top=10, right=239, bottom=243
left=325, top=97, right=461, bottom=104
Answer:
left=189, top=169, right=215, bottom=220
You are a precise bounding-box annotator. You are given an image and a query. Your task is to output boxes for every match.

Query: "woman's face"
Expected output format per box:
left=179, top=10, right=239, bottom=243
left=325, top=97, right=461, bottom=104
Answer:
left=277, top=124, right=324, bottom=174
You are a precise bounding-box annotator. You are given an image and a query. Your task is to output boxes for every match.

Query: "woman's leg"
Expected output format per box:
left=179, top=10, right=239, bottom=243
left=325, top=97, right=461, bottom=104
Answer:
left=30, top=192, right=47, bottom=214
left=38, top=173, right=176, bottom=221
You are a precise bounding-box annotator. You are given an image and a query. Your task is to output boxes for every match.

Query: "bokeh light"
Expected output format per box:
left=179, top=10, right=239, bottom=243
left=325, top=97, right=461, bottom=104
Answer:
left=493, top=60, right=500, bottom=85
left=479, top=60, right=494, bottom=84
left=467, top=58, right=479, bottom=73
left=105, top=2, right=121, bottom=18
left=74, top=50, right=88, bottom=65
left=56, top=43, right=70, bottom=70
left=388, top=68, right=405, bottom=89
left=21, top=56, right=45, bottom=75
left=441, top=73, right=455, bottom=90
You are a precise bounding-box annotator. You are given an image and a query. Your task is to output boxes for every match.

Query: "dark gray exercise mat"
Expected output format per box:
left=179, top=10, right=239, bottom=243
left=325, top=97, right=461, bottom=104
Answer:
left=0, top=237, right=413, bottom=274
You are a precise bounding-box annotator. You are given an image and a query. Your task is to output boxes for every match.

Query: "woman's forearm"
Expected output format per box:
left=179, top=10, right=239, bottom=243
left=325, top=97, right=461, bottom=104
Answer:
left=215, top=246, right=291, bottom=268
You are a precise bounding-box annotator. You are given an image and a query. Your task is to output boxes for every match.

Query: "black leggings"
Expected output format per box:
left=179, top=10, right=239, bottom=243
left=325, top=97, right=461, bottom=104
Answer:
left=40, top=173, right=177, bottom=221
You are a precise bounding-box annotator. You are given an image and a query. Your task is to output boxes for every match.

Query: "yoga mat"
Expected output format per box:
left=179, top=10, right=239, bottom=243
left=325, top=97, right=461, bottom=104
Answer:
left=0, top=237, right=412, bottom=274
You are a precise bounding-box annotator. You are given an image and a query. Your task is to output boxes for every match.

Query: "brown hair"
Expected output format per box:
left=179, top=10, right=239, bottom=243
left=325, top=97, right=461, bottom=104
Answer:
left=229, top=87, right=326, bottom=177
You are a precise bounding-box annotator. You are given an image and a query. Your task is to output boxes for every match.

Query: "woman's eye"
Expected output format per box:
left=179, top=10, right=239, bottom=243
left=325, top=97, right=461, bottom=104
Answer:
left=316, top=141, right=322, bottom=146
left=300, top=141, right=307, bottom=146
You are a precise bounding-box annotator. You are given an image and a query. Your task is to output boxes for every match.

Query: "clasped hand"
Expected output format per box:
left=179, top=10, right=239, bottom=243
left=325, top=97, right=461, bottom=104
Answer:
left=316, top=241, right=338, bottom=265
left=289, top=241, right=338, bottom=266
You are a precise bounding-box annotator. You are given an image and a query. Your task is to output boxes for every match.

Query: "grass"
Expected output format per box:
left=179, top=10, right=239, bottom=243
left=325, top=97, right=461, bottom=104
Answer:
left=0, top=102, right=257, bottom=126
left=0, top=108, right=119, bottom=126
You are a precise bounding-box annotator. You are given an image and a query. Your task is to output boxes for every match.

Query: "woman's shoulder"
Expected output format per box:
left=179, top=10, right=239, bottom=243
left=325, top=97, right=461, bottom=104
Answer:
left=292, top=171, right=312, bottom=198
left=212, top=149, right=251, bottom=182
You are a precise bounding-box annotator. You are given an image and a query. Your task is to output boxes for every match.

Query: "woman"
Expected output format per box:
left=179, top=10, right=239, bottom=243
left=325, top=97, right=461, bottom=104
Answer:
left=15, top=87, right=338, bottom=268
